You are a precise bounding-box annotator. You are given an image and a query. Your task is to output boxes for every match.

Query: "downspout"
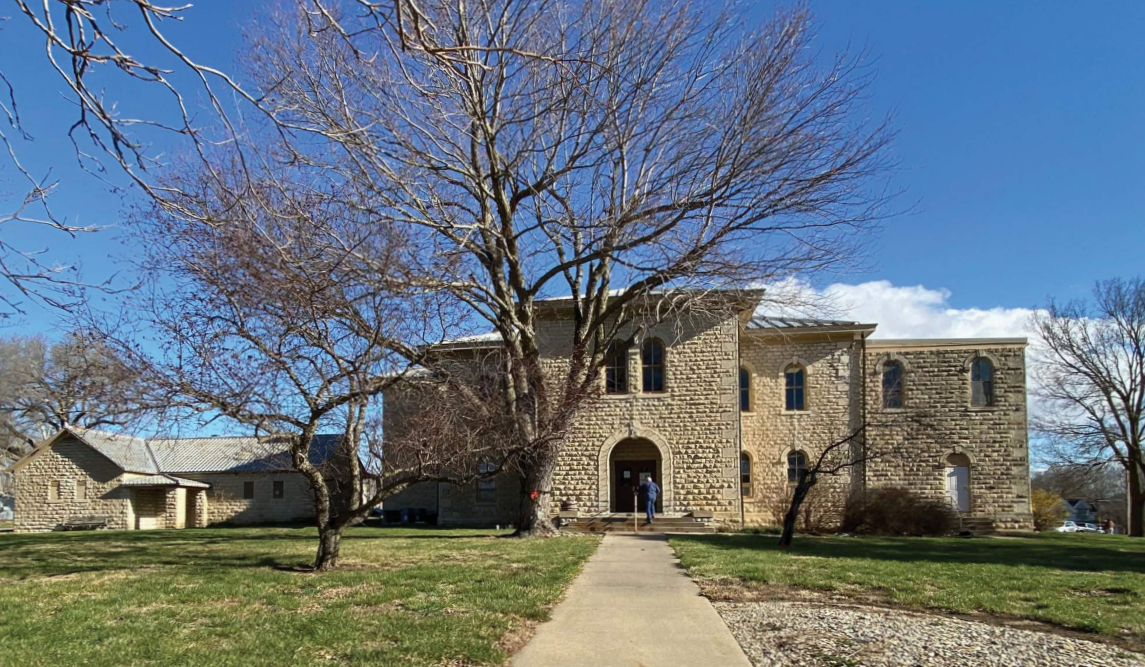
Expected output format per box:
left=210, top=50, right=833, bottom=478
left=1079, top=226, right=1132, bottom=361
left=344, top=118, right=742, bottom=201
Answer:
left=860, top=332, right=869, bottom=491
left=738, top=323, right=746, bottom=528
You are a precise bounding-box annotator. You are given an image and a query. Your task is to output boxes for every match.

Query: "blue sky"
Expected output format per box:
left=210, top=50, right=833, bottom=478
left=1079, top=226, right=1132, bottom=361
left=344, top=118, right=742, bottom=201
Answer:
left=0, top=1, right=1142, bottom=338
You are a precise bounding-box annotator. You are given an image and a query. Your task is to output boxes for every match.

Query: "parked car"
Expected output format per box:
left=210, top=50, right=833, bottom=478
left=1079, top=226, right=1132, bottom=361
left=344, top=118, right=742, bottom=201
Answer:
left=1081, top=522, right=1104, bottom=533
left=1053, top=521, right=1079, bottom=533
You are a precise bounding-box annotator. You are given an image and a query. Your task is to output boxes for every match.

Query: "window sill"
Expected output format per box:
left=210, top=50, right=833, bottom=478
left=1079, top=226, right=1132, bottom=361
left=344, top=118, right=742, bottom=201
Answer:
left=601, top=392, right=635, bottom=399
left=780, top=409, right=810, bottom=416
left=967, top=405, right=1006, bottom=413
left=636, top=391, right=669, bottom=399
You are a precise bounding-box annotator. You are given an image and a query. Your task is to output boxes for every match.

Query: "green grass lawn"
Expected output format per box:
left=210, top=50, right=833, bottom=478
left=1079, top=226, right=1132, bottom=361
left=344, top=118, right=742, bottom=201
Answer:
left=0, top=526, right=598, bottom=667
left=671, top=533, right=1145, bottom=641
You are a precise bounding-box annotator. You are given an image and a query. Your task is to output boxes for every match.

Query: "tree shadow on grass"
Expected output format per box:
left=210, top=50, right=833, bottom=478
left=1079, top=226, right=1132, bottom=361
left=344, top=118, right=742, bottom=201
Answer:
left=0, top=526, right=510, bottom=580
left=672, top=534, right=1145, bottom=575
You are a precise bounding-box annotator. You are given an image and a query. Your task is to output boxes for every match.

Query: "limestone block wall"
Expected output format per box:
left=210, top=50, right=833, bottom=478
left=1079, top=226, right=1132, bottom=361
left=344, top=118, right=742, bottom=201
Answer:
left=383, top=476, right=519, bottom=526
left=133, top=488, right=166, bottom=529
left=545, top=313, right=742, bottom=520
left=739, top=334, right=861, bottom=525
left=863, top=342, right=1033, bottom=530
left=384, top=482, right=440, bottom=515
left=13, top=436, right=132, bottom=533
left=184, top=472, right=315, bottom=526
left=438, top=474, right=520, bottom=526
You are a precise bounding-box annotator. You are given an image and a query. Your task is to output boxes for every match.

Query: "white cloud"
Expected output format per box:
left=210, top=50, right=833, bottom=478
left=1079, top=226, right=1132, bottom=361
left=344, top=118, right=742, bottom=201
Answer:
left=818, top=280, right=1038, bottom=341
left=757, top=278, right=1038, bottom=340
left=759, top=279, right=1057, bottom=461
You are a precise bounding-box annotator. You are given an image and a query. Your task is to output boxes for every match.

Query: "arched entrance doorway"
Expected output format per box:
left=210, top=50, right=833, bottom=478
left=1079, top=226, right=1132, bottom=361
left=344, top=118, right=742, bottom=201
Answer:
left=945, top=453, right=971, bottom=513
left=609, top=438, right=663, bottom=513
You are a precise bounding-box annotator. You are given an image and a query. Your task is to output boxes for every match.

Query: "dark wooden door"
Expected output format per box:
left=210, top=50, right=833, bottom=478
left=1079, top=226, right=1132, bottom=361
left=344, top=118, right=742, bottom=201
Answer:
left=615, top=460, right=655, bottom=512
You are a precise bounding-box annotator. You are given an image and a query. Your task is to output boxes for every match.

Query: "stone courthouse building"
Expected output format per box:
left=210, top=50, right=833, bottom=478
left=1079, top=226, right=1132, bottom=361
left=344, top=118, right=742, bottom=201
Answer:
left=8, top=428, right=337, bottom=533
left=386, top=291, right=1034, bottom=531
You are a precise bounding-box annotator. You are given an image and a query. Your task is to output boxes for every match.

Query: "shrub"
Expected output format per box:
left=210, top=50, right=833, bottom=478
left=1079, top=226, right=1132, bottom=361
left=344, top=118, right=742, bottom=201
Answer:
left=1031, top=488, right=1069, bottom=531
left=770, top=481, right=847, bottom=533
left=841, top=487, right=956, bottom=536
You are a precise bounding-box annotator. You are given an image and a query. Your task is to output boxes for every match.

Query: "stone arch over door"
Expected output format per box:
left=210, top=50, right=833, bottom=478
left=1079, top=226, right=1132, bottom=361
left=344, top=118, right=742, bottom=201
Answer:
left=597, top=426, right=673, bottom=514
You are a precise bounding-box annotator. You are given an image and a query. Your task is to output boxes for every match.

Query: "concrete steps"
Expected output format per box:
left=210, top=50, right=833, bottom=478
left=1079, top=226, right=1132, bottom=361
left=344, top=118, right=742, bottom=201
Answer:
left=561, top=514, right=716, bottom=534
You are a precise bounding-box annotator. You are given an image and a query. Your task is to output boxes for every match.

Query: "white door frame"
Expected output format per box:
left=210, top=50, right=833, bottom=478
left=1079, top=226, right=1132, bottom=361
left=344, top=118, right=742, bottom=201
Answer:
left=945, top=465, right=970, bottom=513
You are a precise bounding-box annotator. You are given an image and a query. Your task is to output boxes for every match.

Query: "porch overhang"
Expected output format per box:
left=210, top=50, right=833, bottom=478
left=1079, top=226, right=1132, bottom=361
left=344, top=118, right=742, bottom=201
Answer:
left=119, top=474, right=210, bottom=490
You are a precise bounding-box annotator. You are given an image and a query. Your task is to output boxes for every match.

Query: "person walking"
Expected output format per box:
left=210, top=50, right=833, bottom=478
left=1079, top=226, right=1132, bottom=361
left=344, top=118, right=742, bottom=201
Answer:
left=639, top=475, right=660, bottom=524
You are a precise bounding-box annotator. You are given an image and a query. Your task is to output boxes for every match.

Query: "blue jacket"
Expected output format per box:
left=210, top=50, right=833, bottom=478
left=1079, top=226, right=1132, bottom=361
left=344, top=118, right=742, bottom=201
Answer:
left=640, top=480, right=660, bottom=502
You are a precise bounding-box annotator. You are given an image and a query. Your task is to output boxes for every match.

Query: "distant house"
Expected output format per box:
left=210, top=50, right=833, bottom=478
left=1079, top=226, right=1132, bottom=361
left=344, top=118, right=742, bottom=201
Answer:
left=6, top=427, right=343, bottom=533
left=1064, top=499, right=1096, bottom=524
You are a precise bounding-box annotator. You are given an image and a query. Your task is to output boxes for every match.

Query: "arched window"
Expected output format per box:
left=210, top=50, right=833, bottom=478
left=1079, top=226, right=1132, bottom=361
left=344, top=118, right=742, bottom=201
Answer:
left=882, top=361, right=904, bottom=409
left=787, top=450, right=807, bottom=483
left=605, top=343, right=628, bottom=394
left=970, top=357, right=994, bottom=407
left=739, top=367, right=751, bottom=412
left=740, top=452, right=752, bottom=497
left=784, top=365, right=806, bottom=411
left=642, top=339, right=666, bottom=393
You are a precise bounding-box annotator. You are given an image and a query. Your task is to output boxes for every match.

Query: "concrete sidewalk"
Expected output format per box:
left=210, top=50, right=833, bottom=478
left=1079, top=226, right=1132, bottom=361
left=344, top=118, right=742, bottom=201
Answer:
left=512, top=533, right=752, bottom=667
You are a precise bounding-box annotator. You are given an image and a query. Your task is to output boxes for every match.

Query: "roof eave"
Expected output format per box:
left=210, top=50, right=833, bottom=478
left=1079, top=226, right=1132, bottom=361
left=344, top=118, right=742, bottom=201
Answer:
left=865, top=337, right=1028, bottom=349
left=746, top=323, right=879, bottom=337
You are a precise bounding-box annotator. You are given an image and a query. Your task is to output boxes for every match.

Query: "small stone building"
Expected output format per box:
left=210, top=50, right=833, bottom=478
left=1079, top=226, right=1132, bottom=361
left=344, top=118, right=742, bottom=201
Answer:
left=8, top=427, right=339, bottom=533
left=385, top=292, right=1034, bottom=531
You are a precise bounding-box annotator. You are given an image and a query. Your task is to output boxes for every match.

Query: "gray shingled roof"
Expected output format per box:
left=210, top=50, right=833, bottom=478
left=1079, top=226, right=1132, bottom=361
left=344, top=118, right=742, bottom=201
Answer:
left=747, top=316, right=862, bottom=330
left=119, top=474, right=211, bottom=489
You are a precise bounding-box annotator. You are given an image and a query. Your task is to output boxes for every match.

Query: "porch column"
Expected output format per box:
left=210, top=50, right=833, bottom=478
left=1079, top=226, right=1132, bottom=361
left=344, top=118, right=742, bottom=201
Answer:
left=190, top=489, right=209, bottom=528
left=163, top=488, right=179, bottom=529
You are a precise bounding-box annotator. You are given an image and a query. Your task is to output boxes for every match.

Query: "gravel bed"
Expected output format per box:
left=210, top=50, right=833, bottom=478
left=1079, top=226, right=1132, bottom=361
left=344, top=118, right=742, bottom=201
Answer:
left=715, top=601, right=1145, bottom=667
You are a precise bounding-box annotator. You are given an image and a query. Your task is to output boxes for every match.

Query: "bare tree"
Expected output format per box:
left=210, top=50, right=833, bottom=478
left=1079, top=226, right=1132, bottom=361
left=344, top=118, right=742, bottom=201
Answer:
left=237, top=0, right=893, bottom=535
left=1031, top=278, right=1145, bottom=537
left=0, top=331, right=142, bottom=451
left=91, top=155, right=501, bottom=569
left=0, top=330, right=144, bottom=494
left=6, top=0, right=893, bottom=537
left=776, top=412, right=934, bottom=547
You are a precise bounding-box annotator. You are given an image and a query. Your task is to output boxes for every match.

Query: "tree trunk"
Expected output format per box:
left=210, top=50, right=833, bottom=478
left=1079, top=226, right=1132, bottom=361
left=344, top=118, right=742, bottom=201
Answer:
left=779, top=477, right=815, bottom=548
left=1128, top=463, right=1144, bottom=538
left=515, top=461, right=558, bottom=537
left=314, top=522, right=345, bottom=571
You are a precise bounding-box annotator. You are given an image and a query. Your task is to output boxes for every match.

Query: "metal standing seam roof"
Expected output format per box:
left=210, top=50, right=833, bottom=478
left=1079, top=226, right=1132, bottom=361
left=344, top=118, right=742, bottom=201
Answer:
left=747, top=316, right=864, bottom=330
left=118, top=474, right=211, bottom=489
left=68, top=427, right=158, bottom=474
left=64, top=428, right=343, bottom=476
left=147, top=433, right=343, bottom=474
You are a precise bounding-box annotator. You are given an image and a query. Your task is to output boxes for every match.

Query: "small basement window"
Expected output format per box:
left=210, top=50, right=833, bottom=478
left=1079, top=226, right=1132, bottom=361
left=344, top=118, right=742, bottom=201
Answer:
left=243, top=481, right=255, bottom=500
